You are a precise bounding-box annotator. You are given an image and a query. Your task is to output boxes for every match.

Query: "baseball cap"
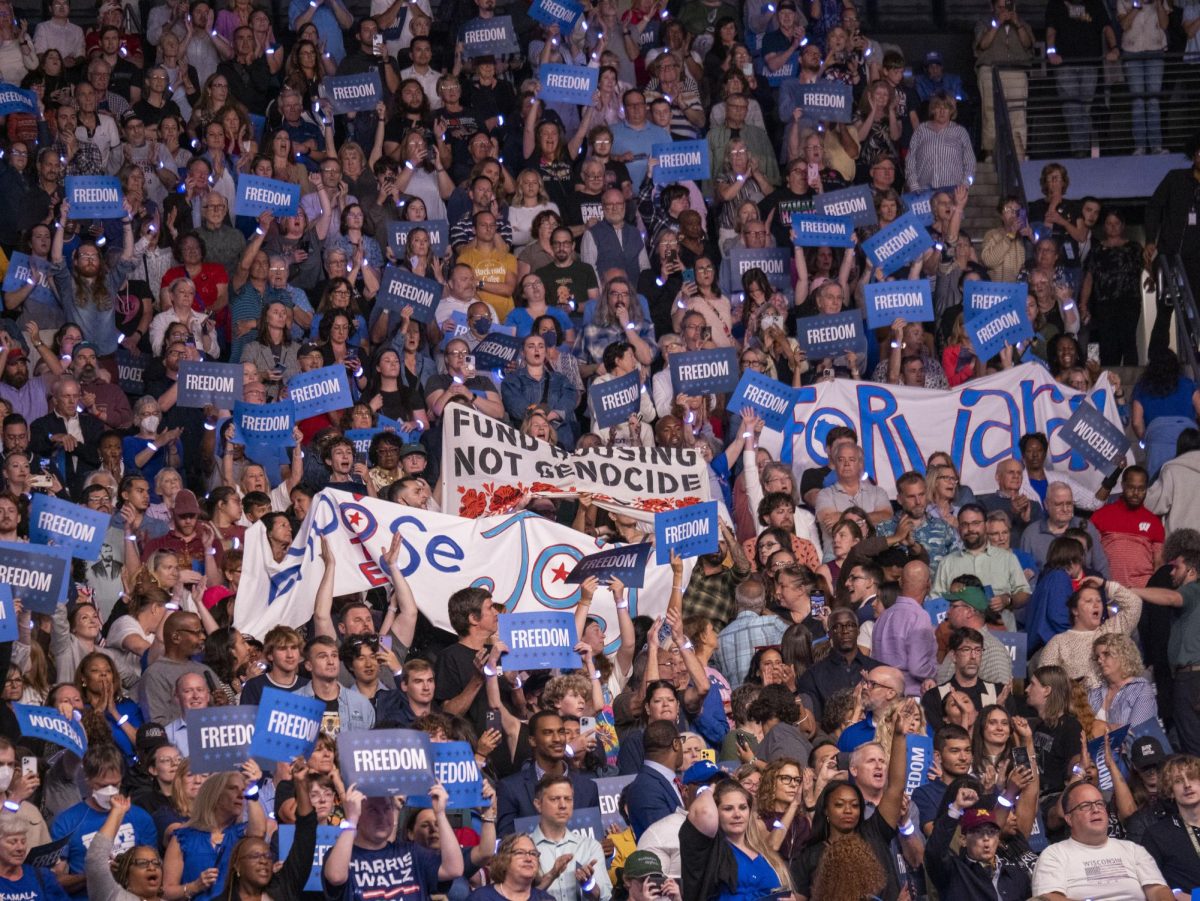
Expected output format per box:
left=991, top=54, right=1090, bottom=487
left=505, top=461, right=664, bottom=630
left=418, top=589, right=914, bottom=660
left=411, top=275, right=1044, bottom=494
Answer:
left=681, top=759, right=723, bottom=785
left=399, top=444, right=427, bottom=459
left=960, top=808, right=998, bottom=831
left=1130, top=737, right=1166, bottom=770
left=622, top=851, right=665, bottom=880
left=925, top=50, right=944, bottom=65
left=945, top=586, right=988, bottom=613
left=298, top=342, right=323, bottom=358
left=135, top=723, right=169, bottom=760
left=5, top=347, right=26, bottom=362
left=120, top=108, right=144, bottom=127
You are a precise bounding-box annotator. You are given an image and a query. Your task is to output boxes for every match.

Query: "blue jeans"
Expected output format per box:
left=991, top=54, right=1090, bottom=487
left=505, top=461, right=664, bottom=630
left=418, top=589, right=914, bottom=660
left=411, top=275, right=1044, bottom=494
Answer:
left=1054, top=64, right=1098, bottom=154
left=1123, top=53, right=1165, bottom=150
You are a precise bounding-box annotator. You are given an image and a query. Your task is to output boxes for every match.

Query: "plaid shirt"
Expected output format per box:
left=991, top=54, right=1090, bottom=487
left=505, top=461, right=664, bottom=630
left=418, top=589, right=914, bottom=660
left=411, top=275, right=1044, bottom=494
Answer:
left=682, top=560, right=750, bottom=631
left=878, top=510, right=961, bottom=580
left=713, top=610, right=787, bottom=688
left=54, top=138, right=104, bottom=176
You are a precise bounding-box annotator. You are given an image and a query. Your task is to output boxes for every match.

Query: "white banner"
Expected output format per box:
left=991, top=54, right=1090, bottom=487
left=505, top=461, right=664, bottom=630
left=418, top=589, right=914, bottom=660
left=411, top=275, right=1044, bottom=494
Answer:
left=233, top=489, right=683, bottom=644
left=758, top=364, right=1128, bottom=498
left=439, top=407, right=711, bottom=521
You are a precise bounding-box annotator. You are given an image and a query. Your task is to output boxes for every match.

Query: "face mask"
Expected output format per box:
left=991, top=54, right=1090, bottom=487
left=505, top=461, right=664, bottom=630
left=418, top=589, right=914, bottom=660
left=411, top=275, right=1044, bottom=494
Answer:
left=141, top=415, right=160, bottom=434
left=471, top=317, right=492, bottom=336
left=761, top=313, right=784, bottom=331
left=93, top=785, right=119, bottom=810
left=0, top=766, right=13, bottom=792
left=540, top=330, right=557, bottom=348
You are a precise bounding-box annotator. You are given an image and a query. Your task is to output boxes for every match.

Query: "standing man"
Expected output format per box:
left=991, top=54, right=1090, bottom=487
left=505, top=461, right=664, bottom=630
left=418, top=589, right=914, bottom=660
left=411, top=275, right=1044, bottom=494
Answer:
left=932, top=503, right=1031, bottom=620
left=579, top=188, right=649, bottom=287
left=1145, top=135, right=1200, bottom=356
left=137, top=612, right=217, bottom=723
left=1019, top=482, right=1110, bottom=579
left=1045, top=0, right=1118, bottom=158
left=296, top=635, right=376, bottom=735
left=610, top=90, right=671, bottom=193
left=923, top=625, right=1007, bottom=730
left=496, top=710, right=601, bottom=835
left=797, top=609, right=880, bottom=720
left=814, top=444, right=894, bottom=531
left=532, top=775, right=613, bottom=901
left=434, top=586, right=504, bottom=739
left=713, top=578, right=787, bottom=689
left=872, top=561, right=938, bottom=695
left=978, top=458, right=1042, bottom=543
left=1091, top=465, right=1165, bottom=588
left=974, top=0, right=1035, bottom=160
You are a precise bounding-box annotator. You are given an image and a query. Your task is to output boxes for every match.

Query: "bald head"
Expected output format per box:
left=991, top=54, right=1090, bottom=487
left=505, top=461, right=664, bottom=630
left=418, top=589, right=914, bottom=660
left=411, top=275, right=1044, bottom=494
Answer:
left=900, top=561, right=930, bottom=601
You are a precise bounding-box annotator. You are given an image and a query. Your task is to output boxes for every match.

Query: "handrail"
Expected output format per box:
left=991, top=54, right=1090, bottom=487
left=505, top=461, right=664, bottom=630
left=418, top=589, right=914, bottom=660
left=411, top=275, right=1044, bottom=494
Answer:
left=991, top=66, right=1027, bottom=203
left=1158, top=254, right=1200, bottom=382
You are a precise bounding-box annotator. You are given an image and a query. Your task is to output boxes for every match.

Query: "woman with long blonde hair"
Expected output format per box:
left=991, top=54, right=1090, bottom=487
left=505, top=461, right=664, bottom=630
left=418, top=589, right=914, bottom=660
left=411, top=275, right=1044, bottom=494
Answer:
left=682, top=779, right=791, bottom=900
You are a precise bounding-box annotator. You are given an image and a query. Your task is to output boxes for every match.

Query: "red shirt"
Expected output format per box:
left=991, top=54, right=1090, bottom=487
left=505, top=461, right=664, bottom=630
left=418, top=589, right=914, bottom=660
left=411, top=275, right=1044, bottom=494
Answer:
left=1090, top=500, right=1165, bottom=588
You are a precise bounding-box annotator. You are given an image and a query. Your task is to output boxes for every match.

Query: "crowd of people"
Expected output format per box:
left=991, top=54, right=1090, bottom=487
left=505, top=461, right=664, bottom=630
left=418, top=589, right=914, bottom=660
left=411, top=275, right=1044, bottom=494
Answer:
left=0, top=0, right=1196, bottom=898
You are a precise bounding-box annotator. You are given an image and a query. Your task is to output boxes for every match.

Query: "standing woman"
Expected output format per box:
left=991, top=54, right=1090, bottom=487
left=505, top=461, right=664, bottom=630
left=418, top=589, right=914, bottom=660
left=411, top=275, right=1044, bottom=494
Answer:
left=1080, top=208, right=1145, bottom=365
left=522, top=111, right=577, bottom=212
left=0, top=5, right=36, bottom=85
left=756, top=759, right=811, bottom=865
left=714, top=140, right=771, bottom=249
left=971, top=704, right=1018, bottom=793
left=86, top=793, right=166, bottom=901
left=508, top=170, right=559, bottom=250
left=1025, top=664, right=1082, bottom=796
left=925, top=463, right=963, bottom=528
left=672, top=256, right=734, bottom=347
left=853, top=80, right=902, bottom=173
left=681, top=779, right=792, bottom=901
left=1117, top=0, right=1169, bottom=155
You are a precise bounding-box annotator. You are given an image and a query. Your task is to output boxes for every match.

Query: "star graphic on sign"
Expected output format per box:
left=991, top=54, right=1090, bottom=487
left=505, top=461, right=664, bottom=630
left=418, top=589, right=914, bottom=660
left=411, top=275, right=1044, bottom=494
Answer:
left=551, top=563, right=569, bottom=582
left=347, top=512, right=362, bottom=527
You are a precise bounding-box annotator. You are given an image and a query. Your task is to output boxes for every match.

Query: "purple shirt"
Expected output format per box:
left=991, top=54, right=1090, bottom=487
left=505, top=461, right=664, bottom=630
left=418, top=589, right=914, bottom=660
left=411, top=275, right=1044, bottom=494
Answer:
left=872, top=595, right=937, bottom=695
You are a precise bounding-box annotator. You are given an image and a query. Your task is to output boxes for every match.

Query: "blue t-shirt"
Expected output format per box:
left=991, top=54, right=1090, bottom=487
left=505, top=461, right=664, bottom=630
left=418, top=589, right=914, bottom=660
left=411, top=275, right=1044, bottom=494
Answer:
left=173, top=822, right=249, bottom=901
left=51, top=801, right=158, bottom=901
left=912, top=779, right=950, bottom=831
left=0, top=867, right=71, bottom=901
left=1133, top=377, right=1197, bottom=424
left=122, top=436, right=179, bottom=502
left=504, top=306, right=572, bottom=339
left=324, top=838, right=440, bottom=901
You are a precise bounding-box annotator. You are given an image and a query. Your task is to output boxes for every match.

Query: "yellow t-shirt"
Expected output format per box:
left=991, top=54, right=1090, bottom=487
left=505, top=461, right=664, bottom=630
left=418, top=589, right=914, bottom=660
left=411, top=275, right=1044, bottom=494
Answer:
left=457, top=246, right=517, bottom=319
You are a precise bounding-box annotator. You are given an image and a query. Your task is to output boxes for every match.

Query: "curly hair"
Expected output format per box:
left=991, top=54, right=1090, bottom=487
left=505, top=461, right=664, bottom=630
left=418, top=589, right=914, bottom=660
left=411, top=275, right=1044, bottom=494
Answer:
left=756, top=758, right=804, bottom=817
left=541, top=674, right=592, bottom=712
left=489, top=834, right=543, bottom=884
left=810, top=833, right=887, bottom=901
left=873, top=698, right=927, bottom=765
left=821, top=687, right=860, bottom=737
left=1092, top=632, right=1145, bottom=683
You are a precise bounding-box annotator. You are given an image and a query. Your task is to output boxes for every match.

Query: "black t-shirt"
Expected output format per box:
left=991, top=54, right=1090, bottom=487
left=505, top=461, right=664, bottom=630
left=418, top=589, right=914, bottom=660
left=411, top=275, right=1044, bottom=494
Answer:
left=791, top=811, right=902, bottom=900
left=759, top=187, right=814, bottom=248
left=1045, top=0, right=1110, bottom=59
left=433, top=641, right=488, bottom=734
left=535, top=261, right=598, bottom=309
left=1032, top=713, right=1082, bottom=796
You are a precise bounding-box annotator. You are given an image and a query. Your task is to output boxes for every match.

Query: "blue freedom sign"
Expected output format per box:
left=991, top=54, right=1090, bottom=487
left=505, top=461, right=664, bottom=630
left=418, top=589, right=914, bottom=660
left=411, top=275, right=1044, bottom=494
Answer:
left=323, top=71, right=382, bottom=114
left=235, top=175, right=300, bottom=218
left=116, top=347, right=147, bottom=396
left=995, top=631, right=1028, bottom=678
left=967, top=294, right=1034, bottom=361
left=669, top=348, right=739, bottom=395
left=378, top=267, right=443, bottom=325
left=232, top=400, right=296, bottom=445
left=797, top=82, right=854, bottom=123
left=249, top=688, right=324, bottom=763
left=387, top=219, right=450, bottom=258
left=652, top=140, right=709, bottom=185
left=722, top=247, right=793, bottom=294
left=346, top=428, right=383, bottom=462
left=862, top=212, right=933, bottom=276
left=1061, top=401, right=1130, bottom=476
left=0, top=585, right=14, bottom=643
left=288, top=365, right=353, bottom=420
left=499, top=612, right=579, bottom=671
left=66, top=176, right=125, bottom=219
left=0, top=83, right=36, bottom=115
left=595, top=776, right=634, bottom=830
left=863, top=279, right=934, bottom=330
left=0, top=542, right=71, bottom=613
left=1, top=252, right=50, bottom=298
left=540, top=64, right=598, bottom=105
left=14, top=704, right=86, bottom=755
left=177, top=360, right=243, bottom=408
left=187, top=706, right=257, bottom=774
left=25, top=836, right=70, bottom=871
left=408, top=741, right=487, bottom=809
left=924, top=597, right=950, bottom=628
left=515, top=807, right=604, bottom=840
left=529, top=0, right=584, bottom=32
left=1087, top=724, right=1130, bottom=791
left=903, top=734, right=934, bottom=796
left=462, top=15, right=519, bottom=57
left=795, top=311, right=867, bottom=360
left=815, top=185, right=877, bottom=229
left=791, top=213, right=854, bottom=248
left=728, top=370, right=796, bottom=432
left=901, top=190, right=935, bottom=226
left=338, top=729, right=435, bottom=796
left=589, top=370, right=641, bottom=429
left=473, top=332, right=522, bottom=371
left=762, top=59, right=798, bottom=87
left=29, top=494, right=109, bottom=559
left=655, top=501, right=719, bottom=564
left=277, top=825, right=341, bottom=892
left=964, top=281, right=1026, bottom=317
left=567, top=541, right=653, bottom=588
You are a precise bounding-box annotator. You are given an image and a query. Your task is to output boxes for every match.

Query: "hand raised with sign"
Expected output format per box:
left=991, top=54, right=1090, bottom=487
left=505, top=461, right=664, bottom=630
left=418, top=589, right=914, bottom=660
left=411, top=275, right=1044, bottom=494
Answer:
left=428, top=781, right=449, bottom=816
left=579, top=575, right=600, bottom=606
left=343, top=783, right=364, bottom=821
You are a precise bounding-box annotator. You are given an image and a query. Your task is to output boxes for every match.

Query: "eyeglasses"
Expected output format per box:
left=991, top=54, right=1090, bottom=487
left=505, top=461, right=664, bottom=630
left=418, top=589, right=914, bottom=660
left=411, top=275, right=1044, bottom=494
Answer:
left=861, top=678, right=894, bottom=692
left=1066, top=799, right=1106, bottom=815
left=954, top=646, right=983, bottom=656
left=775, top=774, right=802, bottom=786
left=511, top=849, right=539, bottom=859
left=131, top=858, right=162, bottom=869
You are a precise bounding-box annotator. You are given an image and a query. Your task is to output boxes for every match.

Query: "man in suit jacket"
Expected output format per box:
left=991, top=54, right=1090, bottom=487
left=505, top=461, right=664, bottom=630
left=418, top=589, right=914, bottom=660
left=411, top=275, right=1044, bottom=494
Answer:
left=30, top=374, right=104, bottom=496
left=624, top=720, right=684, bottom=839
left=497, top=710, right=600, bottom=835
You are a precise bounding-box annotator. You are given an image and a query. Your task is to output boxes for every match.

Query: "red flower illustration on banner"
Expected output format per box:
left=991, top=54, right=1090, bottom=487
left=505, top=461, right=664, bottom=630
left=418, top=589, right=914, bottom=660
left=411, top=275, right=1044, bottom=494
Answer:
left=488, top=484, right=525, bottom=513
left=457, top=488, right=488, bottom=518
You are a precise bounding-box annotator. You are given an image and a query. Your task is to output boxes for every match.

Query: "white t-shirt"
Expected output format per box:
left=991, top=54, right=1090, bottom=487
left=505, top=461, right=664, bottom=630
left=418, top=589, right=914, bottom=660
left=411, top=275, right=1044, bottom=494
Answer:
left=1031, top=837, right=1166, bottom=901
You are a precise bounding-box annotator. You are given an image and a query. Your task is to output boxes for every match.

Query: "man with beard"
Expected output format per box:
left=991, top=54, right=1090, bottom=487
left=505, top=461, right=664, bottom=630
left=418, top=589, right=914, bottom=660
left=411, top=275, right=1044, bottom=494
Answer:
left=70, top=341, right=133, bottom=429
left=878, top=470, right=961, bottom=579
left=536, top=227, right=600, bottom=310
left=0, top=414, right=43, bottom=474
left=49, top=218, right=137, bottom=357
left=142, top=488, right=223, bottom=576
left=580, top=188, right=649, bottom=287
left=0, top=344, right=50, bottom=423
left=935, top=503, right=1032, bottom=615
left=31, top=374, right=105, bottom=493
left=680, top=519, right=750, bottom=630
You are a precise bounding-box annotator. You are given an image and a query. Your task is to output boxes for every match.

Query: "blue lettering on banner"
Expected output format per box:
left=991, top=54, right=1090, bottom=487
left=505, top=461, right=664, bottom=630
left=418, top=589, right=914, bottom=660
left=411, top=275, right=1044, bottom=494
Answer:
left=539, top=63, right=598, bottom=105
left=462, top=15, right=519, bottom=57
left=862, top=212, right=934, bottom=276
left=652, top=139, right=709, bottom=185
left=995, top=631, right=1027, bottom=678
left=14, top=703, right=86, bottom=755
left=66, top=176, right=126, bottom=219
left=864, top=279, right=934, bottom=330
left=322, top=70, right=382, bottom=114
left=499, top=611, right=579, bottom=670
left=795, top=310, right=867, bottom=360
left=790, top=213, right=854, bottom=248
left=0, top=83, right=36, bottom=115
left=901, top=190, right=935, bottom=226
left=669, top=347, right=740, bottom=395
left=386, top=219, right=450, bottom=257
left=567, top=541, right=653, bottom=589
left=728, top=370, right=797, bottom=432
left=815, top=185, right=878, bottom=229
left=276, top=825, right=341, bottom=892
left=588, top=370, right=641, bottom=430
left=1060, top=400, right=1130, bottom=477
left=924, top=597, right=950, bottom=628
left=29, top=494, right=110, bottom=559
left=967, top=294, right=1034, bottom=362
left=248, top=688, right=325, bottom=763
left=0, top=585, right=15, bottom=643
left=186, top=706, right=257, bottom=774
left=515, top=807, right=603, bottom=839
left=904, top=734, right=933, bottom=796
left=722, top=247, right=793, bottom=295
left=232, top=400, right=296, bottom=445
left=473, top=332, right=522, bottom=371
left=235, top=175, right=300, bottom=218
left=655, top=501, right=718, bottom=564
left=378, top=267, right=443, bottom=325
left=0, top=541, right=71, bottom=614
left=338, top=729, right=435, bottom=796
left=177, top=360, right=243, bottom=408
left=964, top=280, right=1025, bottom=317
left=595, top=776, right=634, bottom=830
left=797, top=82, right=854, bottom=123
left=408, top=741, right=487, bottom=809
left=529, top=0, right=584, bottom=32
left=287, top=365, right=353, bottom=420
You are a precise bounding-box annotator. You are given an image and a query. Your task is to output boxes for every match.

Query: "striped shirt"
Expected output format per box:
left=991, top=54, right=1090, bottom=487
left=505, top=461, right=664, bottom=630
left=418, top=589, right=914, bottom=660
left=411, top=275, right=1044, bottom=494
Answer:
left=905, top=121, right=976, bottom=192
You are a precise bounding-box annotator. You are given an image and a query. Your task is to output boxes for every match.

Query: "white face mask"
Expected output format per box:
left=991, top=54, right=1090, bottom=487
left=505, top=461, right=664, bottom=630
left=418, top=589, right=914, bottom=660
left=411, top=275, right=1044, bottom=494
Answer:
left=93, top=785, right=120, bottom=810
left=0, top=766, right=13, bottom=792
left=141, top=415, right=160, bottom=434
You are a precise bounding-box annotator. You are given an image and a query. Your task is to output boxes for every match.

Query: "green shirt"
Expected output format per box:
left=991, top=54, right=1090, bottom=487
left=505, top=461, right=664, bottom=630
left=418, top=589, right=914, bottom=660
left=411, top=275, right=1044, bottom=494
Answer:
left=1168, top=580, right=1200, bottom=667
left=932, top=545, right=1031, bottom=598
